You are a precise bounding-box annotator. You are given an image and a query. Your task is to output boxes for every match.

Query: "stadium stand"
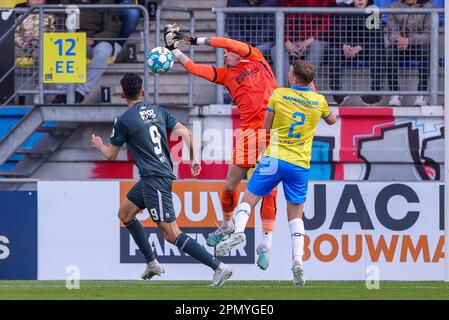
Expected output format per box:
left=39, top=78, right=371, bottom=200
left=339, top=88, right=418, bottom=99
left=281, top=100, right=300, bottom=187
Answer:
left=0, top=0, right=227, bottom=182
left=0, top=106, right=53, bottom=173
left=0, top=0, right=445, bottom=185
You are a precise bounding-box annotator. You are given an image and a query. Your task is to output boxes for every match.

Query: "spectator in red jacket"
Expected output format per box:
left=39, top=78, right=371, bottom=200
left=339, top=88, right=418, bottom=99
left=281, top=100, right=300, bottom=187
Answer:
left=275, top=0, right=336, bottom=85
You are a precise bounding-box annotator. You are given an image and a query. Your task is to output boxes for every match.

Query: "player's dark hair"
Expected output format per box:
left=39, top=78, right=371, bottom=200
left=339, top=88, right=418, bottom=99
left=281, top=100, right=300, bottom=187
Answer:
left=120, top=73, right=143, bottom=100
left=291, top=60, right=315, bottom=86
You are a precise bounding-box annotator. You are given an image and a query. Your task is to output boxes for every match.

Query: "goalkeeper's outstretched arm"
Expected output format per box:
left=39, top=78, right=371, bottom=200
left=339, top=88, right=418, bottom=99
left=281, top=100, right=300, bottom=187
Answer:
left=170, top=47, right=226, bottom=85
left=163, top=24, right=257, bottom=84
left=176, top=34, right=258, bottom=60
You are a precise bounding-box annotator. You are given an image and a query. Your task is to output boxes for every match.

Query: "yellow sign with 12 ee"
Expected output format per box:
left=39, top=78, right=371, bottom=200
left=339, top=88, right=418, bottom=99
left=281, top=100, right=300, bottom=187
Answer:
left=43, top=32, right=86, bottom=83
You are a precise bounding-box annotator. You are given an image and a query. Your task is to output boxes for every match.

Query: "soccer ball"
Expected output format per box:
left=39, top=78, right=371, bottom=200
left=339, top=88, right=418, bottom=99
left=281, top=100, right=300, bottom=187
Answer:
left=146, top=47, right=174, bottom=74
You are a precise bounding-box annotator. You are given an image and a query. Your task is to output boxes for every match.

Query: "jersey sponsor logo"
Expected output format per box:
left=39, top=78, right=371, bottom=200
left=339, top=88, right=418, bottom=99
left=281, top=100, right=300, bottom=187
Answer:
left=236, top=68, right=259, bottom=85
left=119, top=181, right=255, bottom=264
left=139, top=109, right=157, bottom=123
left=273, top=137, right=305, bottom=146
left=282, top=95, right=319, bottom=106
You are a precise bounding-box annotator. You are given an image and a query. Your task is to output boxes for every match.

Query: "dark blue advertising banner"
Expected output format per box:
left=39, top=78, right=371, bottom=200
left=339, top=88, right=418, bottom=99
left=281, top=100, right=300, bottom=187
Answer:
left=0, top=191, right=37, bottom=279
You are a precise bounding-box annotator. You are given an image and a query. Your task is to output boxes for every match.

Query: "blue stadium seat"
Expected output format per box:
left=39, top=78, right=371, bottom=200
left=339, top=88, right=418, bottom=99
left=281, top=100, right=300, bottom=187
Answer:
left=374, top=0, right=395, bottom=25
left=431, top=0, right=444, bottom=26
left=374, top=0, right=443, bottom=7
left=344, top=61, right=427, bottom=70
left=399, top=61, right=420, bottom=69
left=374, top=0, right=396, bottom=8
left=344, top=61, right=368, bottom=68
left=343, top=60, right=425, bottom=70
left=0, top=107, right=50, bottom=173
left=432, top=0, right=444, bottom=8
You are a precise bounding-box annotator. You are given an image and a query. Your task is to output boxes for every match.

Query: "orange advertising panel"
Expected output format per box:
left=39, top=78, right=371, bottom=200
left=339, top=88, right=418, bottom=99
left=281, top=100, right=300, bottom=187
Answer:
left=119, top=180, right=256, bottom=264
left=119, top=181, right=255, bottom=227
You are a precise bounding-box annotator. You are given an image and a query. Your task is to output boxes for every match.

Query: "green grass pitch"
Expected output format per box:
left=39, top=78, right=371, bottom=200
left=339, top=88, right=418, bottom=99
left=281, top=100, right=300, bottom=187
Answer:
left=0, top=281, right=449, bottom=300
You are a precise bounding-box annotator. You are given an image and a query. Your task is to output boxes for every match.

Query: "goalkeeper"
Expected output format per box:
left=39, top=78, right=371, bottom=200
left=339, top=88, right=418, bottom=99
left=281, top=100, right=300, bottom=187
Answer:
left=163, top=23, right=282, bottom=270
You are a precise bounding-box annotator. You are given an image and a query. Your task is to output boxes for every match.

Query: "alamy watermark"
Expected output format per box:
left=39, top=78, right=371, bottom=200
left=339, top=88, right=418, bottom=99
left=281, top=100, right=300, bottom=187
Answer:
left=365, top=264, right=380, bottom=290
left=65, top=5, right=80, bottom=32
left=65, top=265, right=80, bottom=290
left=366, top=5, right=381, bottom=30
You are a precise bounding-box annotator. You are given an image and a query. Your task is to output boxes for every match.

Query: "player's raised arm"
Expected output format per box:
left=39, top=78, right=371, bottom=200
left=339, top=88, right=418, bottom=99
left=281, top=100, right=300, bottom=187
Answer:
left=171, top=122, right=201, bottom=176
left=164, top=24, right=226, bottom=85
left=179, top=35, right=258, bottom=61
left=174, top=50, right=226, bottom=85
left=165, top=21, right=258, bottom=60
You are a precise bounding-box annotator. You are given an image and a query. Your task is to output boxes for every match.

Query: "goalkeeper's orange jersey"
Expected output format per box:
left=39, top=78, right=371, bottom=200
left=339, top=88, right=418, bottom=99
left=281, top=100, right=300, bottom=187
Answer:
left=183, top=37, right=279, bottom=130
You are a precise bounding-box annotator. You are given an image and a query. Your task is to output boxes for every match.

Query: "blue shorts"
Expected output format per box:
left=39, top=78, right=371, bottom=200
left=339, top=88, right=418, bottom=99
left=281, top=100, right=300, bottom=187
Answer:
left=247, top=156, right=310, bottom=205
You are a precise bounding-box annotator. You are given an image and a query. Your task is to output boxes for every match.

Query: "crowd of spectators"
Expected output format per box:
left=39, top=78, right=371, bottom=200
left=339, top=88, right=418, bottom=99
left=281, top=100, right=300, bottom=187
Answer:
left=6, top=0, right=440, bottom=106
left=225, top=0, right=439, bottom=107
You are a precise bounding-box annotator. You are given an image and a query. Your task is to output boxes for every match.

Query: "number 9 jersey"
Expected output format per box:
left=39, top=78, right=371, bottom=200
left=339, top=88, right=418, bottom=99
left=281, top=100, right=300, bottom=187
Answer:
left=110, top=102, right=178, bottom=179
left=264, top=86, right=332, bottom=169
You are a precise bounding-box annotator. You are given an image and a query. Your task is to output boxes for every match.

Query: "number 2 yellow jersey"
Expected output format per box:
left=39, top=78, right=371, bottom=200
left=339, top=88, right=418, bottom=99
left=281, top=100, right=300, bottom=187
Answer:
left=264, top=86, right=332, bottom=169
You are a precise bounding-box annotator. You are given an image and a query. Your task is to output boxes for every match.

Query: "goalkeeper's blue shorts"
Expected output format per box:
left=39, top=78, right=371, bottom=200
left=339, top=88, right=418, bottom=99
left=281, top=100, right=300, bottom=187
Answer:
left=247, top=156, right=310, bottom=205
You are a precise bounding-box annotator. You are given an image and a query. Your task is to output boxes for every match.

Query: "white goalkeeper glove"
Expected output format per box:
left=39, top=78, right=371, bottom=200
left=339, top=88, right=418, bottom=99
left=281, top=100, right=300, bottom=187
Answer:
left=164, top=23, right=180, bottom=51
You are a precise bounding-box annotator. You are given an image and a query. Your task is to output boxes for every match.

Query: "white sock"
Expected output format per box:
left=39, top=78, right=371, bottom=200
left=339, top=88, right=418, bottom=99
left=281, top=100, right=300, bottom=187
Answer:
left=289, top=218, right=305, bottom=265
left=261, top=232, right=272, bottom=250
left=234, top=202, right=251, bottom=233
left=222, top=218, right=233, bottom=229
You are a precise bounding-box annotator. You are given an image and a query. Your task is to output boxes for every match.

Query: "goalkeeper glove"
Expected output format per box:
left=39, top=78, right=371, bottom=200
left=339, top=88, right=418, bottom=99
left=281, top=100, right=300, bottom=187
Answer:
left=164, top=23, right=180, bottom=50
left=173, top=31, right=199, bottom=45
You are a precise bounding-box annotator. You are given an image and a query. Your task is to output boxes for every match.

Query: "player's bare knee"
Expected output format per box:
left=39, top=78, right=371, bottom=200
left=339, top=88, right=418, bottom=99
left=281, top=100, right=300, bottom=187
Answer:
left=163, top=230, right=177, bottom=244
left=118, top=208, right=133, bottom=224
left=118, top=212, right=127, bottom=224
left=224, top=180, right=237, bottom=193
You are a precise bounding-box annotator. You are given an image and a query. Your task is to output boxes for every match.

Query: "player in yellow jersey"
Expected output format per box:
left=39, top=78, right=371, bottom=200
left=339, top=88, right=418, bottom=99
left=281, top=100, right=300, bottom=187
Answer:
left=215, top=60, right=337, bottom=285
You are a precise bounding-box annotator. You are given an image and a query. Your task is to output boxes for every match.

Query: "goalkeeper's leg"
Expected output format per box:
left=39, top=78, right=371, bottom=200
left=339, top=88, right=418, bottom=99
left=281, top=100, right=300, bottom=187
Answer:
left=207, top=165, right=249, bottom=247
left=216, top=157, right=281, bottom=257
left=258, top=189, right=277, bottom=270
left=247, top=167, right=277, bottom=270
